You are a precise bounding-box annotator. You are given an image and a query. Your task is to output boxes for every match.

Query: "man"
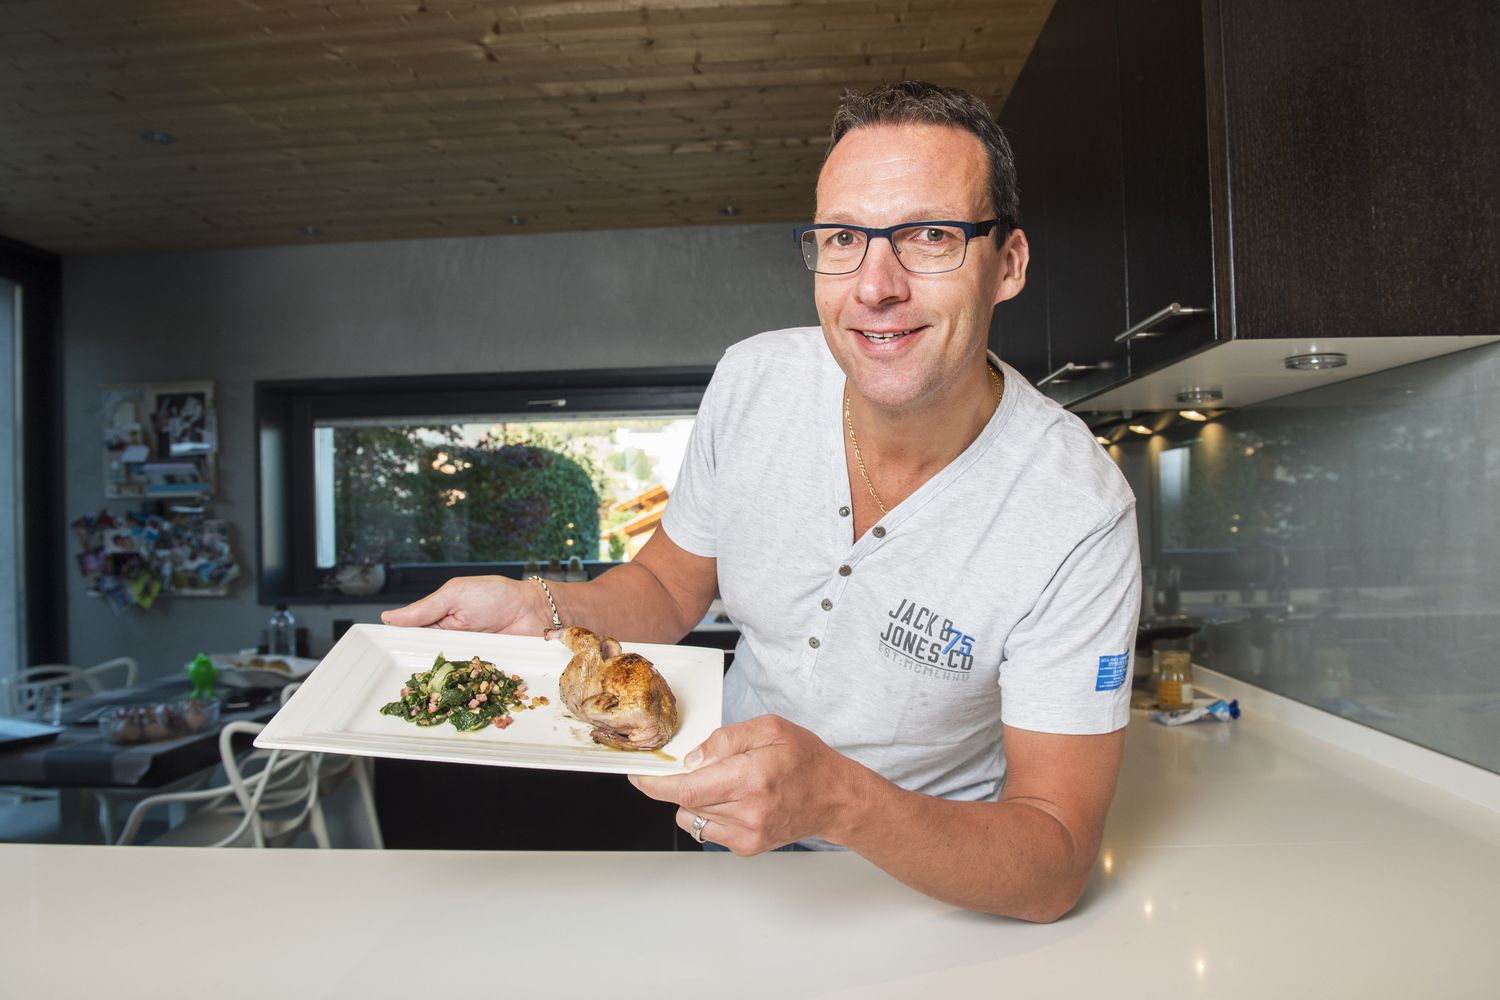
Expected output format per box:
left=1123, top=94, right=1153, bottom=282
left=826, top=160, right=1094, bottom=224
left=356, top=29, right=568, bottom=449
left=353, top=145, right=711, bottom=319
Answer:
left=384, top=81, right=1139, bottom=922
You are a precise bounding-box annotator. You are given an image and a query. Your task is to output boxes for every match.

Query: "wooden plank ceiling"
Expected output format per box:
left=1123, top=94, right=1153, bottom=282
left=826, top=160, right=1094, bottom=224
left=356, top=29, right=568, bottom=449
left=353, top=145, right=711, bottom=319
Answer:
left=0, top=0, right=1051, bottom=254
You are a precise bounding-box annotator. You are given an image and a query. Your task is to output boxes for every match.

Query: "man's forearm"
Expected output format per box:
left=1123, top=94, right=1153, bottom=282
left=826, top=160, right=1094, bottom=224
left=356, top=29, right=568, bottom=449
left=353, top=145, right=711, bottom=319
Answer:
left=541, top=561, right=702, bottom=645
left=832, top=768, right=1091, bottom=921
left=536, top=528, right=717, bottom=644
left=849, top=785, right=1089, bottom=920
left=829, top=754, right=1113, bottom=921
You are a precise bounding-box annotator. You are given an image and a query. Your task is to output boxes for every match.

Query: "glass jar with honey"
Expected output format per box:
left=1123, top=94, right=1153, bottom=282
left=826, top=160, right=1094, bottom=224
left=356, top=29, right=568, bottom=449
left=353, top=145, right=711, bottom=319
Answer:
left=1154, top=647, right=1195, bottom=711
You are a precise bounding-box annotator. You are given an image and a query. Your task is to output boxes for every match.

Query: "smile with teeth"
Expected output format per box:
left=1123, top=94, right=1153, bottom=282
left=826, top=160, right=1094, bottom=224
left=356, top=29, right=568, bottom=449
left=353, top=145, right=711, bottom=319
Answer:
left=859, top=328, right=920, bottom=343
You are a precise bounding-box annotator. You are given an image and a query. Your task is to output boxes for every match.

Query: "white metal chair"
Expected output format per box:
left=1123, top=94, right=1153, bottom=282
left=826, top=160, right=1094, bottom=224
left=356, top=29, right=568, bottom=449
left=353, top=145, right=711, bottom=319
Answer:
left=115, top=721, right=328, bottom=848
left=2, top=662, right=135, bottom=822
left=1, top=658, right=139, bottom=718
left=1, top=658, right=152, bottom=838
left=2, top=666, right=93, bottom=719
left=279, top=682, right=384, bottom=848
left=82, top=656, right=139, bottom=690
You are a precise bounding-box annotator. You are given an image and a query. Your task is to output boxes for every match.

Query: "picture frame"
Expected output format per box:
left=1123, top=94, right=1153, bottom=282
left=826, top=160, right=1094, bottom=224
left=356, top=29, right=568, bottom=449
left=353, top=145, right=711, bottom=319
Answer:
left=102, top=380, right=218, bottom=499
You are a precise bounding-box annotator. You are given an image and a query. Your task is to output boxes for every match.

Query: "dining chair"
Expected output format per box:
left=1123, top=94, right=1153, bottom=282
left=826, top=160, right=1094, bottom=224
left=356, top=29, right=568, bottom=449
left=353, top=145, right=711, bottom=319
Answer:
left=2, top=666, right=94, bottom=719
left=5, top=657, right=154, bottom=839
left=279, top=682, right=383, bottom=848
left=82, top=656, right=139, bottom=690
left=2, top=657, right=139, bottom=718
left=1, top=665, right=104, bottom=820
left=115, top=721, right=329, bottom=848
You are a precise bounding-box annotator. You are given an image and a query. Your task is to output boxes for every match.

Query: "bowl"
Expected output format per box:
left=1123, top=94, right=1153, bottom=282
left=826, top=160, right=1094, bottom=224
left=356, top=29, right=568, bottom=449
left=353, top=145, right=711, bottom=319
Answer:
left=98, top=698, right=221, bottom=745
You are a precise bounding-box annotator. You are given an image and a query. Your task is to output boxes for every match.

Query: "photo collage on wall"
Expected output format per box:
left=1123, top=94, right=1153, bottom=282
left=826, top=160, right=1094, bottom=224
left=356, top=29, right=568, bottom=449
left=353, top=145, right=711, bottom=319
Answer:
left=72, top=508, right=242, bottom=612
left=102, top=380, right=217, bottom=499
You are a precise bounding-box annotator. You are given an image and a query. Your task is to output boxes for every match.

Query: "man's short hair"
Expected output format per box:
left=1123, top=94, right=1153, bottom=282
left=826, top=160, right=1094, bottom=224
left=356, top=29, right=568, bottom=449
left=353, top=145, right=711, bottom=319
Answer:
left=826, top=80, right=1020, bottom=236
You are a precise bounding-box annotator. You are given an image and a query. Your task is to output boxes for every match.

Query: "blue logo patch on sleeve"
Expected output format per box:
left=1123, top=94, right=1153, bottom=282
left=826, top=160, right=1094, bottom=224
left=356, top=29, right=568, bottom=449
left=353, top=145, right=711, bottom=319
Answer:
left=1095, top=651, right=1130, bottom=692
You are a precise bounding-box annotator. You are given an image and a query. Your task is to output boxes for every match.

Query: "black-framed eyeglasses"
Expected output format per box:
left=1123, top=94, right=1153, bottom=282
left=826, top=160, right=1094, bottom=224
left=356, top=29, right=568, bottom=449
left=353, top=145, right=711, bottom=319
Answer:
left=792, top=219, right=1000, bottom=275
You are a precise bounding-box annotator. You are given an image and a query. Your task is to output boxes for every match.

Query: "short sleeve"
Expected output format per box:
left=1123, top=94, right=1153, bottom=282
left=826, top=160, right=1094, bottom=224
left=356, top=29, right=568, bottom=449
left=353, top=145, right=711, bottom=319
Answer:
left=998, top=505, right=1141, bottom=734
left=660, top=373, right=722, bottom=558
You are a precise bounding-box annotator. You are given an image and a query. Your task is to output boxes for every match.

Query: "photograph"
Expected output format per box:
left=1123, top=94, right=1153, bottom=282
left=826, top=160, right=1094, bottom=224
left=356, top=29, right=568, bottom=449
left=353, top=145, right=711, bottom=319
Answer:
left=152, top=389, right=215, bottom=457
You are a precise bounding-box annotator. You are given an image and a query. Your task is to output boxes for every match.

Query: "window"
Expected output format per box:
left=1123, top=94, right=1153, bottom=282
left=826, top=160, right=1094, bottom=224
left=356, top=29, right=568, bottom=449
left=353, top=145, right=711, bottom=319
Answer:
left=257, top=367, right=711, bottom=602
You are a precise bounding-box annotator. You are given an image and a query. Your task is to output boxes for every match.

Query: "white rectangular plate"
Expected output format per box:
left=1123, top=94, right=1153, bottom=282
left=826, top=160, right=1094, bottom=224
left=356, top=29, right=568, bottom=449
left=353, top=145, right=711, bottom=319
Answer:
left=255, top=623, right=723, bottom=776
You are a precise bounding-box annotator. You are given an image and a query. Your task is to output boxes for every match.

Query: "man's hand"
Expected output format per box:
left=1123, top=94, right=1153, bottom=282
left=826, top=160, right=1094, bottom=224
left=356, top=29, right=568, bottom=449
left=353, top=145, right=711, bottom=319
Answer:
left=629, top=715, right=864, bottom=853
left=381, top=575, right=547, bottom=635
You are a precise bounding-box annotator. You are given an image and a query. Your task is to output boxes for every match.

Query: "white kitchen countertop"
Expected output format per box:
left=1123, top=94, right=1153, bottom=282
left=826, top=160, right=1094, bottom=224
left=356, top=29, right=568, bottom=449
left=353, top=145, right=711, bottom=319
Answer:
left=3, top=685, right=1498, bottom=999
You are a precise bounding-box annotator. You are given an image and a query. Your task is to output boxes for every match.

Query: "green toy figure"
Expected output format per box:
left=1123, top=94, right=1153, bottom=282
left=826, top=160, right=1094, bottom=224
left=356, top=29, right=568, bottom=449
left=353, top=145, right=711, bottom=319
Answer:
left=187, top=653, right=218, bottom=700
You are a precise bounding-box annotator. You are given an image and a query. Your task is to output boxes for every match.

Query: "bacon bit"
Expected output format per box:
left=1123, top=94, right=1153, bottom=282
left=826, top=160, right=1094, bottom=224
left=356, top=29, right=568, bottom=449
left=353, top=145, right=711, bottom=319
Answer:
left=400, top=687, right=410, bottom=698
left=493, top=715, right=513, bottom=729
left=477, top=693, right=488, bottom=703
left=467, top=698, right=480, bottom=709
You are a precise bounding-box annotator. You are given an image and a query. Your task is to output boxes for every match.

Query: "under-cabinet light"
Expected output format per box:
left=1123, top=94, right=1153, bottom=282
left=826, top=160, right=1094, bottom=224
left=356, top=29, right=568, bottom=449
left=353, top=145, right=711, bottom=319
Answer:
left=1284, top=352, right=1348, bottom=371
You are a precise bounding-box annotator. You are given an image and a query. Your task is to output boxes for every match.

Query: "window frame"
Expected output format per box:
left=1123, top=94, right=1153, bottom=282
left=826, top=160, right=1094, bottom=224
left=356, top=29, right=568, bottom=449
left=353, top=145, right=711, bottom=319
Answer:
left=0, top=235, right=64, bottom=665
left=255, top=366, right=712, bottom=604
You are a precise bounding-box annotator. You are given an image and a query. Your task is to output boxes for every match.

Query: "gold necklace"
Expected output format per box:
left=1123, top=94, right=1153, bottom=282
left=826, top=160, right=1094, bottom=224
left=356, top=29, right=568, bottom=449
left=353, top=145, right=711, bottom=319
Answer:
left=845, top=364, right=1003, bottom=515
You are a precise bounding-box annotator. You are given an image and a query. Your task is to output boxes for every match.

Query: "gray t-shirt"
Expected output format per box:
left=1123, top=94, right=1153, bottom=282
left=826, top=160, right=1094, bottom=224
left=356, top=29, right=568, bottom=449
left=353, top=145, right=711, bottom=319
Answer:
left=663, top=327, right=1139, bottom=815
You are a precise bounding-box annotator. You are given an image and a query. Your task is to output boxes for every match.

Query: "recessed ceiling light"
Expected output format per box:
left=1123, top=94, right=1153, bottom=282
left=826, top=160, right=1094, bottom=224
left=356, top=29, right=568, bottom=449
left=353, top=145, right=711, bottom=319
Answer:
left=299, top=225, right=320, bottom=237
left=506, top=215, right=526, bottom=225
left=1094, top=434, right=1112, bottom=446
left=1178, top=409, right=1209, bottom=422
left=1284, top=352, right=1348, bottom=371
left=1175, top=387, right=1223, bottom=406
left=720, top=205, right=741, bottom=217
left=1128, top=424, right=1154, bottom=436
left=140, top=130, right=176, bottom=145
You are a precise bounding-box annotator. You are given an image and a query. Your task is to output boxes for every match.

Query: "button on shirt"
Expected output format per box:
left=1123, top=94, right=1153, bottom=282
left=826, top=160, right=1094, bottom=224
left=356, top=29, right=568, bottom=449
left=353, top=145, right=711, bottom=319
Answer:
left=662, top=328, right=1139, bottom=811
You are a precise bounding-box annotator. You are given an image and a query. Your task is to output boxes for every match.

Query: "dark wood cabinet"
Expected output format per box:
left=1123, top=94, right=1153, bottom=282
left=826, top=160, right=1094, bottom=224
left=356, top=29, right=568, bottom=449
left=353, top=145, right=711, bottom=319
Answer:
left=990, top=52, right=1051, bottom=387
left=995, top=0, right=1499, bottom=406
left=1035, top=0, right=1131, bottom=401
left=1213, top=0, right=1499, bottom=341
left=995, top=0, right=1128, bottom=403
left=1117, top=0, right=1216, bottom=374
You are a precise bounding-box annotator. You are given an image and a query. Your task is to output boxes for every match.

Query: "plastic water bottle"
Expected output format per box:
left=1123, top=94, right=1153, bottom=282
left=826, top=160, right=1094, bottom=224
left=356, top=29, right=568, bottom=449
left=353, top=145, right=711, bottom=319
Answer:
left=268, top=604, right=296, bottom=656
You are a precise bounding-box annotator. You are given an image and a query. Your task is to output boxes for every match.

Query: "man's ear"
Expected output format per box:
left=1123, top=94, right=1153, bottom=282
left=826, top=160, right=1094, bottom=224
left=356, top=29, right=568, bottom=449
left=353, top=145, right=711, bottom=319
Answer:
left=993, top=228, right=1030, bottom=306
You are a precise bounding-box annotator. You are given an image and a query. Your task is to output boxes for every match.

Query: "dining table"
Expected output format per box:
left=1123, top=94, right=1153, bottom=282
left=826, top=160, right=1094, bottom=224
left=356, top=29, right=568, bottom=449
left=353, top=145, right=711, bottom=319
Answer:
left=0, top=676, right=283, bottom=842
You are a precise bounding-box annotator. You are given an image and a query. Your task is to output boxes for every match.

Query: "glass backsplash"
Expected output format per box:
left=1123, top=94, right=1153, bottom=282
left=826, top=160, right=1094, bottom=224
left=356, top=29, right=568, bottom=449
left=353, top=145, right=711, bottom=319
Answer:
left=1119, top=341, right=1500, bottom=773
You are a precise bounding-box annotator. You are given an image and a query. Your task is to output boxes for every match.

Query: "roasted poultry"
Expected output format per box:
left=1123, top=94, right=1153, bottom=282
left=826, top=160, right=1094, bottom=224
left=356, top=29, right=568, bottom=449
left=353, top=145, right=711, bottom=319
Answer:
left=556, top=626, right=679, bottom=750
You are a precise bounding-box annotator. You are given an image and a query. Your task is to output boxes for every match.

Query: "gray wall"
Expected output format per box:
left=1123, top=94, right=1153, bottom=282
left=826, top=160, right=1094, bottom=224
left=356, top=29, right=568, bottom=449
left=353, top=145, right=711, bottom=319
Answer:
left=61, top=224, right=816, bottom=676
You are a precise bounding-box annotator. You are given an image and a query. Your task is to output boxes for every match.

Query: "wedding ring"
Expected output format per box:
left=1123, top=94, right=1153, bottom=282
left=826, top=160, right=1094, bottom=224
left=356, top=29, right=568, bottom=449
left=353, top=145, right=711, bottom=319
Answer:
left=690, top=814, right=710, bottom=844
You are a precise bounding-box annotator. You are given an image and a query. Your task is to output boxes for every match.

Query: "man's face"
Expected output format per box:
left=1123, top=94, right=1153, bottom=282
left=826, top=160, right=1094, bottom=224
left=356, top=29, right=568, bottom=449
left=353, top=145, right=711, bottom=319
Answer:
left=813, top=123, right=1027, bottom=413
